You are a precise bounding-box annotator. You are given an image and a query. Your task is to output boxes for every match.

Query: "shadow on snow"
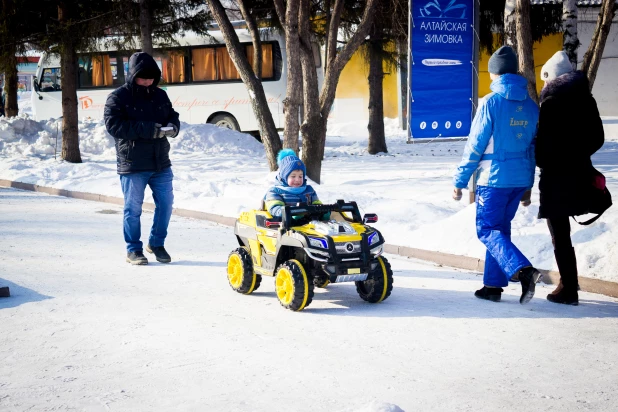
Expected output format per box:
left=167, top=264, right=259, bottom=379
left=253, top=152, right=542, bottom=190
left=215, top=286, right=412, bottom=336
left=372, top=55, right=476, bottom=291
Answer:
left=0, top=278, right=53, bottom=310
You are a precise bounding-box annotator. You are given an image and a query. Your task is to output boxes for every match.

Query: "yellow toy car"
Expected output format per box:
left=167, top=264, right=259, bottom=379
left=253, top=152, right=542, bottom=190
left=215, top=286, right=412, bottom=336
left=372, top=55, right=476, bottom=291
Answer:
left=226, top=200, right=393, bottom=311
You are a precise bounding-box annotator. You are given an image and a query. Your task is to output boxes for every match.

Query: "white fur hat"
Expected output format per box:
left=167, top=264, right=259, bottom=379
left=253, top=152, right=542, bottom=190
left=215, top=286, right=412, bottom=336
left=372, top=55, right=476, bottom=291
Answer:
left=540, top=51, right=574, bottom=82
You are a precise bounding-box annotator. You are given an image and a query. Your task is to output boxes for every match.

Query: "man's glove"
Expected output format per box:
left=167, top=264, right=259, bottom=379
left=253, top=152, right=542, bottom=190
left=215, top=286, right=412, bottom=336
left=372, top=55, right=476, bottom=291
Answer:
left=452, top=188, right=463, bottom=201
left=163, top=123, right=179, bottom=138
left=520, top=190, right=532, bottom=207
left=153, top=123, right=165, bottom=139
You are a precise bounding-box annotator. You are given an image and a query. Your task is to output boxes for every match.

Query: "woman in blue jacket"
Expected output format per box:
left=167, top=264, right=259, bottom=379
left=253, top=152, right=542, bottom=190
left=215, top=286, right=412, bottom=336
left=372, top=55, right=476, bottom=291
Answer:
left=453, top=46, right=542, bottom=304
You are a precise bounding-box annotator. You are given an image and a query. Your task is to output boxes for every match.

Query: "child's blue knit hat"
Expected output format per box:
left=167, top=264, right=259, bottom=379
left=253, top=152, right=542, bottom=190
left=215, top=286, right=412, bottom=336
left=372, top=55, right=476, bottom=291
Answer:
left=276, top=149, right=306, bottom=186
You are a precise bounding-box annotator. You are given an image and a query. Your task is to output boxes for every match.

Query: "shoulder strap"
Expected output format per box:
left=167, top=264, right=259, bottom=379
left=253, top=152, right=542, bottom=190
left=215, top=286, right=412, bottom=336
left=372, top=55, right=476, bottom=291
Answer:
left=572, top=213, right=603, bottom=226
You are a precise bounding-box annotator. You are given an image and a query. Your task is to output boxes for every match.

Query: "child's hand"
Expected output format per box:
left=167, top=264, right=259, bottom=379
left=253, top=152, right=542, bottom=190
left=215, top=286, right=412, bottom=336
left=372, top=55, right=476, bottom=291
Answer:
left=520, top=190, right=532, bottom=207
left=452, top=188, right=463, bottom=201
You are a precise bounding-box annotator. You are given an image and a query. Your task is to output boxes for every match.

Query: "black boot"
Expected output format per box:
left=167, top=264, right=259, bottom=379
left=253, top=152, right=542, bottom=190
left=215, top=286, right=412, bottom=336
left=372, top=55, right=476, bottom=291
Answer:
left=146, top=244, right=171, bottom=263
left=126, top=251, right=148, bottom=265
left=518, top=266, right=542, bottom=304
left=548, top=247, right=579, bottom=305
left=475, top=286, right=503, bottom=302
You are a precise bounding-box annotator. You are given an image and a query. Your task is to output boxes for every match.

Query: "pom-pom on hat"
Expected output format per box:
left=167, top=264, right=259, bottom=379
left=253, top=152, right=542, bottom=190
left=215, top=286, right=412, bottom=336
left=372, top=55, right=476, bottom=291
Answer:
left=276, top=149, right=306, bottom=186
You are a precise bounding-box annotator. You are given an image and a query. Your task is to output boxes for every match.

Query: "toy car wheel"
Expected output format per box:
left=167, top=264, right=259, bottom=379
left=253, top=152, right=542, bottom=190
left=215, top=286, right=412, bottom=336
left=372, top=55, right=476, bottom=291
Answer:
left=314, top=275, right=330, bottom=288
left=227, top=247, right=261, bottom=294
left=275, top=260, right=314, bottom=311
left=355, top=256, right=393, bottom=303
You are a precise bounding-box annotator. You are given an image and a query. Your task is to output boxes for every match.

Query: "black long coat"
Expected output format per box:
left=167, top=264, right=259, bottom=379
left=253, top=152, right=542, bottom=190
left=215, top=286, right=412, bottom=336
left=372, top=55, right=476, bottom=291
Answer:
left=536, top=71, right=605, bottom=219
left=104, top=52, right=180, bottom=174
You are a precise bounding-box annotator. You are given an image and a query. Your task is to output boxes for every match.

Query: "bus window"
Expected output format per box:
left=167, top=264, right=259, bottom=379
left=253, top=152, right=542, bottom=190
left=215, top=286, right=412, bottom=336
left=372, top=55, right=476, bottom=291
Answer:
left=157, top=51, right=187, bottom=84
left=191, top=48, right=216, bottom=81
left=78, top=54, right=120, bottom=88
left=216, top=47, right=240, bottom=80
left=246, top=43, right=274, bottom=78
left=41, top=68, right=61, bottom=91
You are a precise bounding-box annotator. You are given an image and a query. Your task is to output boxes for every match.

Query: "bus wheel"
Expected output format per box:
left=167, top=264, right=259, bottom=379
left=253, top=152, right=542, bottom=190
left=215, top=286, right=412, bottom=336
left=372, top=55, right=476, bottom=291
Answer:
left=211, top=114, right=240, bottom=131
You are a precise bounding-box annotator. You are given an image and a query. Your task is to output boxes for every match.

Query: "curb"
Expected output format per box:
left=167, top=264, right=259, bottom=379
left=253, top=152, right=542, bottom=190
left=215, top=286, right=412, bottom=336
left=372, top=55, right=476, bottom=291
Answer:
left=2, top=179, right=618, bottom=299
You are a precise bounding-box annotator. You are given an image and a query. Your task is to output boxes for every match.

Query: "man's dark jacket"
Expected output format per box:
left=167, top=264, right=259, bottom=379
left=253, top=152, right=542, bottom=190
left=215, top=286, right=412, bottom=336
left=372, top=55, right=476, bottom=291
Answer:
left=104, top=52, right=180, bottom=174
left=536, top=71, right=605, bottom=219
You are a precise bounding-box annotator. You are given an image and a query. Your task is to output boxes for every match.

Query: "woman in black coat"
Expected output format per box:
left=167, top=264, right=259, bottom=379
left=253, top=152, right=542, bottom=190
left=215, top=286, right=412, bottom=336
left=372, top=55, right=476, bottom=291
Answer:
left=536, top=51, right=605, bottom=305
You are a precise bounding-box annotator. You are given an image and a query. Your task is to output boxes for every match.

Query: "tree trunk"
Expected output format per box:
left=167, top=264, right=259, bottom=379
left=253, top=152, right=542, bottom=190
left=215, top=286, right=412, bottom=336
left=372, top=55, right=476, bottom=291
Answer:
left=1, top=0, right=18, bottom=118
left=206, top=0, right=281, bottom=171
left=323, top=0, right=331, bottom=74
left=297, top=0, right=377, bottom=182
left=298, top=0, right=326, bottom=182
left=581, top=0, right=617, bottom=90
left=58, top=3, right=82, bottom=163
left=515, top=0, right=538, bottom=104
left=139, top=0, right=154, bottom=55
left=504, top=0, right=518, bottom=48
left=367, top=15, right=387, bottom=155
left=274, top=0, right=302, bottom=153
left=238, top=0, right=262, bottom=79
left=562, top=0, right=579, bottom=69
left=4, top=52, right=19, bottom=118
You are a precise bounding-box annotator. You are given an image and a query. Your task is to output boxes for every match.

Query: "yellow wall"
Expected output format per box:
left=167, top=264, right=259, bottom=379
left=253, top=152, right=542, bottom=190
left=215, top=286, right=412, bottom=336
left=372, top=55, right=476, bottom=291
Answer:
left=479, top=33, right=563, bottom=96
left=335, top=33, right=563, bottom=119
left=335, top=46, right=400, bottom=119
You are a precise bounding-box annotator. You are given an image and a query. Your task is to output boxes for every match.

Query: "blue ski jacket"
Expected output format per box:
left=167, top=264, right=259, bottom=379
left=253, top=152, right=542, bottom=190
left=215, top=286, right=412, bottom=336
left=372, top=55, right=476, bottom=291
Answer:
left=264, top=185, right=321, bottom=217
left=453, top=74, right=539, bottom=189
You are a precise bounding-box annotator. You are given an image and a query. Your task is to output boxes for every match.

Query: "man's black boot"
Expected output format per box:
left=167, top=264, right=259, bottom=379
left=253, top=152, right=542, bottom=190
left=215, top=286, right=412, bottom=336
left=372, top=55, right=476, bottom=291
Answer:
left=146, top=244, right=171, bottom=263
left=475, top=286, right=503, bottom=302
left=518, top=266, right=542, bottom=304
left=126, top=251, right=148, bottom=265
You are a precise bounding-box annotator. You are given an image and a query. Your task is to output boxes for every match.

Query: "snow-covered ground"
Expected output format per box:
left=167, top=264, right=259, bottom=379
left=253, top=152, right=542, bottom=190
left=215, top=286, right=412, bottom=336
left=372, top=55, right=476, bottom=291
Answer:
left=2, top=187, right=618, bottom=412
left=1, top=92, right=617, bottom=283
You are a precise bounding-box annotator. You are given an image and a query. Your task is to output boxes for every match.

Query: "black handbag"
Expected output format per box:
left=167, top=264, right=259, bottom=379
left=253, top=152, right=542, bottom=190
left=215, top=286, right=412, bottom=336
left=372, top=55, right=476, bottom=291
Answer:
left=574, top=167, right=613, bottom=225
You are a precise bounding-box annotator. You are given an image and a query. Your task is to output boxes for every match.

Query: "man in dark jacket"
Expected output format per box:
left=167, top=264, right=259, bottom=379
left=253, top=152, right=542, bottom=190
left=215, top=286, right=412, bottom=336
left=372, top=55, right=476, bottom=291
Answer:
left=536, top=51, right=605, bottom=305
left=104, top=52, right=180, bottom=265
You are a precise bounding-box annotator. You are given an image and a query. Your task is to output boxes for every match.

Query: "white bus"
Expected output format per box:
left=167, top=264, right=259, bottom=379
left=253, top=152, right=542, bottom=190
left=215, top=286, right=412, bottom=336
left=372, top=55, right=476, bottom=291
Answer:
left=31, top=26, right=322, bottom=133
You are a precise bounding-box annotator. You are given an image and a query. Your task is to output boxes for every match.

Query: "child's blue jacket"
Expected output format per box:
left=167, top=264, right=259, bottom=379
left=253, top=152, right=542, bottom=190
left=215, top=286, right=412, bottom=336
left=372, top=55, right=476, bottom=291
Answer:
left=264, top=185, right=321, bottom=217
left=453, top=74, right=539, bottom=190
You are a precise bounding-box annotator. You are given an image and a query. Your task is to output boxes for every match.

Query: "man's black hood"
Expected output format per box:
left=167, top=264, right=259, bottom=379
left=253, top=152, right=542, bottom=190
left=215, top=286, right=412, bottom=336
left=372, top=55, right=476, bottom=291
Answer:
left=540, top=70, right=589, bottom=103
left=126, top=52, right=161, bottom=87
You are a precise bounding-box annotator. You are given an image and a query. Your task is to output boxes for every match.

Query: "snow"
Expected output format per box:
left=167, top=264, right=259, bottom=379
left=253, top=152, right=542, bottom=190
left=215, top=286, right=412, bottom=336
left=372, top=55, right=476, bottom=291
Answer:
left=2, top=187, right=618, bottom=411
left=0, top=100, right=617, bottom=283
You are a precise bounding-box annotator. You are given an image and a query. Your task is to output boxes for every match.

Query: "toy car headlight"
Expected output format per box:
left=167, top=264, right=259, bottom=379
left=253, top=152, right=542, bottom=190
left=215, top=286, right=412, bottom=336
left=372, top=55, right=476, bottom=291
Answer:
left=308, top=237, right=328, bottom=249
left=368, top=232, right=380, bottom=246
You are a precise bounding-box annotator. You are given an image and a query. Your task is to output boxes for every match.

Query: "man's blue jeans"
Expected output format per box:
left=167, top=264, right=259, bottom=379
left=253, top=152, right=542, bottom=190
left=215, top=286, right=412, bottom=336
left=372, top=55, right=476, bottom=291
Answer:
left=476, top=185, right=531, bottom=288
left=120, top=167, right=174, bottom=253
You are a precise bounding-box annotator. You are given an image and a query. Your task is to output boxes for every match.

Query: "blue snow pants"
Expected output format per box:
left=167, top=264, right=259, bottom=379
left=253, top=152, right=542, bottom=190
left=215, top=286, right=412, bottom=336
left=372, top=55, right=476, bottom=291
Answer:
left=476, top=186, right=531, bottom=287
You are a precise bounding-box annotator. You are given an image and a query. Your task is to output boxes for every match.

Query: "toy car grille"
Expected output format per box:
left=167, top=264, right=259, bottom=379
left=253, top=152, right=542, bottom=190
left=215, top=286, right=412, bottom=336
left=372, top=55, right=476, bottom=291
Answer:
left=335, top=241, right=361, bottom=254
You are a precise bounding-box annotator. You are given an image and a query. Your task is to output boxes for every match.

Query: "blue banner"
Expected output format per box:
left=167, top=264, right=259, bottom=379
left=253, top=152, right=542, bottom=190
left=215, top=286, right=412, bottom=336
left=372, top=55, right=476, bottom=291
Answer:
left=409, top=0, right=475, bottom=138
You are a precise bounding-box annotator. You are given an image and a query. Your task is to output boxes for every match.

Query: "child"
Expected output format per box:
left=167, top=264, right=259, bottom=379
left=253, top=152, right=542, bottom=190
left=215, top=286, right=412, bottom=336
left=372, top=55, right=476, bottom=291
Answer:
left=264, top=149, right=323, bottom=218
